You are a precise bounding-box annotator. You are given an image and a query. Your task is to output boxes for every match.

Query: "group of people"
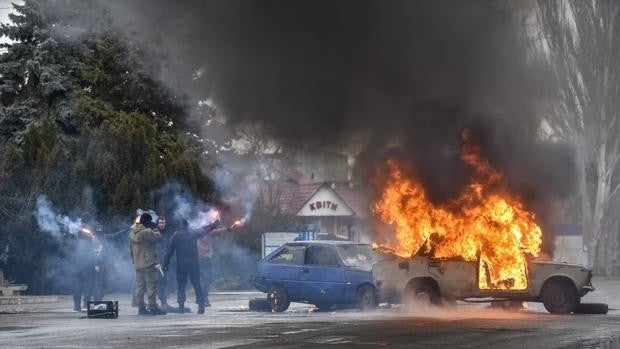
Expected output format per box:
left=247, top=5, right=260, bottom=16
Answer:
left=129, top=212, right=227, bottom=315
left=71, top=210, right=228, bottom=316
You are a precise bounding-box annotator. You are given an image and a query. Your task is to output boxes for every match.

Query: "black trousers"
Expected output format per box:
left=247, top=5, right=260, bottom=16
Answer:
left=157, top=273, right=168, bottom=305
left=92, top=268, right=106, bottom=300
left=176, top=264, right=205, bottom=306
left=199, top=257, right=212, bottom=303
left=73, top=269, right=94, bottom=309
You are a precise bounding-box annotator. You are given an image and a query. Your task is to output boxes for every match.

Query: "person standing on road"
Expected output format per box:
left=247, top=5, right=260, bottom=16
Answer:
left=71, top=224, right=98, bottom=311
left=164, top=219, right=221, bottom=314
left=92, top=223, right=107, bottom=301
left=155, top=216, right=174, bottom=311
left=197, top=234, right=214, bottom=307
left=129, top=212, right=166, bottom=315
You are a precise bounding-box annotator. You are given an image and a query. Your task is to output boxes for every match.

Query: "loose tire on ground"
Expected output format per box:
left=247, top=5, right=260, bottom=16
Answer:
left=541, top=280, right=579, bottom=314
left=267, top=285, right=290, bottom=312
left=357, top=284, right=378, bottom=311
left=249, top=298, right=271, bottom=312
left=575, top=303, right=608, bottom=315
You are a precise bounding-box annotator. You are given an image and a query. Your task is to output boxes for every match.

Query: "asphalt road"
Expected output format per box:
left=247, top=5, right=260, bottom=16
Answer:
left=1, top=279, right=619, bottom=349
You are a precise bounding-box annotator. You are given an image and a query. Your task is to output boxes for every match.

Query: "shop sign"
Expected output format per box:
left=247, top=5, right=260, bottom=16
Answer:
left=309, top=200, right=338, bottom=211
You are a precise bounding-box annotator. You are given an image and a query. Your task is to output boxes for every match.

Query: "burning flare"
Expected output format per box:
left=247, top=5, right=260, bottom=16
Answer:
left=373, top=130, right=542, bottom=290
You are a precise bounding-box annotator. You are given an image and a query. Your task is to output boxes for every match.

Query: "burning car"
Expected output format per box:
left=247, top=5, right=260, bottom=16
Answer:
left=372, top=248, right=594, bottom=314
left=369, top=131, right=598, bottom=314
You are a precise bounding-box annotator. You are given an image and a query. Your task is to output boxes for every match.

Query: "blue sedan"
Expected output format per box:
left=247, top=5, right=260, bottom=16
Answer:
left=253, top=241, right=380, bottom=312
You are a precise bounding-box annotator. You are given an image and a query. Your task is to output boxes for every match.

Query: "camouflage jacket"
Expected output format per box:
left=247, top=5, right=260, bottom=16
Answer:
left=129, top=223, right=162, bottom=270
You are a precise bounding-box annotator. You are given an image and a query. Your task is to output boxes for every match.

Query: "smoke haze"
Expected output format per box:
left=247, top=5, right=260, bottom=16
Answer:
left=103, top=1, right=574, bottom=196
left=97, top=1, right=578, bottom=252
left=35, top=195, right=83, bottom=240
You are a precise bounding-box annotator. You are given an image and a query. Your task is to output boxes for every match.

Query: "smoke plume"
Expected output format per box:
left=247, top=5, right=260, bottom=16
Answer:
left=100, top=1, right=576, bottom=251
left=34, top=195, right=83, bottom=240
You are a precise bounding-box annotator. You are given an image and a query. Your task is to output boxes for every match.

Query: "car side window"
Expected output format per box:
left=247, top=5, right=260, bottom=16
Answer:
left=269, top=246, right=305, bottom=265
left=305, top=245, right=340, bottom=267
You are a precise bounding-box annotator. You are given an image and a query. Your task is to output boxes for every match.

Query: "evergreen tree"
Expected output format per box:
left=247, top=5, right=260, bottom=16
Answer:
left=0, top=0, right=216, bottom=291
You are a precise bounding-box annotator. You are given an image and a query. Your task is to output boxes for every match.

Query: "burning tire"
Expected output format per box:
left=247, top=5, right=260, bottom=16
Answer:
left=267, top=285, right=290, bottom=312
left=357, top=284, right=378, bottom=311
left=541, top=279, right=579, bottom=314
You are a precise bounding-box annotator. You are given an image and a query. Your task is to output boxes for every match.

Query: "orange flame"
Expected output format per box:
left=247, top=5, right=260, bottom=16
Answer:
left=373, top=130, right=542, bottom=290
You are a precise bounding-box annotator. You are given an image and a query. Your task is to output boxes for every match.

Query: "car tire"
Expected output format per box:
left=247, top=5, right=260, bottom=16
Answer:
left=575, top=303, right=608, bottom=315
left=541, top=280, right=579, bottom=314
left=357, top=284, right=378, bottom=311
left=404, top=280, right=440, bottom=309
left=267, top=285, right=290, bottom=313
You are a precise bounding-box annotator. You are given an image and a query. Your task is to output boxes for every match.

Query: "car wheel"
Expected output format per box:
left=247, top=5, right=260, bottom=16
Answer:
left=267, top=285, right=290, bottom=313
left=541, top=280, right=579, bottom=314
left=357, top=284, right=378, bottom=311
left=405, top=280, right=440, bottom=309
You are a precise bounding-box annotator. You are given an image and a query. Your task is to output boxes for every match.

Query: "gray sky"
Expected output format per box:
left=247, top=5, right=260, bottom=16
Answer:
left=0, top=1, right=23, bottom=44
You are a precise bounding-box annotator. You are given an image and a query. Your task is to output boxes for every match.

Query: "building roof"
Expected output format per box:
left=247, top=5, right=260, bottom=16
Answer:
left=331, top=182, right=369, bottom=218
left=261, top=181, right=369, bottom=217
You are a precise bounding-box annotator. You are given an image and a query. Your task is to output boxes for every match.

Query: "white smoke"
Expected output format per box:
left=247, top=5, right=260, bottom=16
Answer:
left=213, top=166, right=259, bottom=223
left=34, top=195, right=82, bottom=239
left=173, top=194, right=219, bottom=230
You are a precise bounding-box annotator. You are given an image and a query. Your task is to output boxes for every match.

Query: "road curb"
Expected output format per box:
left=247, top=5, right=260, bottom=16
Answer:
left=0, top=296, right=60, bottom=305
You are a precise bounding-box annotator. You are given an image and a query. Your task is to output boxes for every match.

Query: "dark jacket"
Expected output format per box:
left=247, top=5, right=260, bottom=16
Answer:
left=72, top=234, right=98, bottom=275
left=156, top=228, right=173, bottom=263
left=129, top=223, right=162, bottom=270
left=164, top=225, right=216, bottom=270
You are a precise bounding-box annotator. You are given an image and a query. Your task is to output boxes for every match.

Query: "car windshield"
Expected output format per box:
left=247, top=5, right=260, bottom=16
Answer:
left=336, top=244, right=380, bottom=270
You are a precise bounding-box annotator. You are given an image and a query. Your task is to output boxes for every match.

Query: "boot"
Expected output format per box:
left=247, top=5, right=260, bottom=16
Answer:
left=179, top=303, right=185, bottom=314
left=138, top=307, right=150, bottom=316
left=197, top=304, right=205, bottom=314
left=149, top=306, right=167, bottom=316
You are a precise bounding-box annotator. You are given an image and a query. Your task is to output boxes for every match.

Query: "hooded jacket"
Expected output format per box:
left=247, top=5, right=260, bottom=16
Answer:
left=129, top=223, right=162, bottom=270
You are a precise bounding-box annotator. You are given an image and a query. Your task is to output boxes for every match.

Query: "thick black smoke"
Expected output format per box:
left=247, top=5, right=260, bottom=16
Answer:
left=104, top=1, right=576, bottom=249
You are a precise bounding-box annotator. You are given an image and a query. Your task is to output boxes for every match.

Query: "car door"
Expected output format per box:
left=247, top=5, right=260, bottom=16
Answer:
left=299, top=244, right=346, bottom=303
left=426, top=258, right=478, bottom=298
left=261, top=244, right=306, bottom=300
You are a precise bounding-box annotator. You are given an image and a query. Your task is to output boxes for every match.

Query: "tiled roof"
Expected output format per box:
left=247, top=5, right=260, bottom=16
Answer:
left=260, top=181, right=369, bottom=217
left=331, top=183, right=370, bottom=218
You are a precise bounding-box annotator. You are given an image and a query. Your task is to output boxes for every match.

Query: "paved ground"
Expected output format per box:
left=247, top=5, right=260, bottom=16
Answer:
left=1, top=279, right=619, bottom=348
